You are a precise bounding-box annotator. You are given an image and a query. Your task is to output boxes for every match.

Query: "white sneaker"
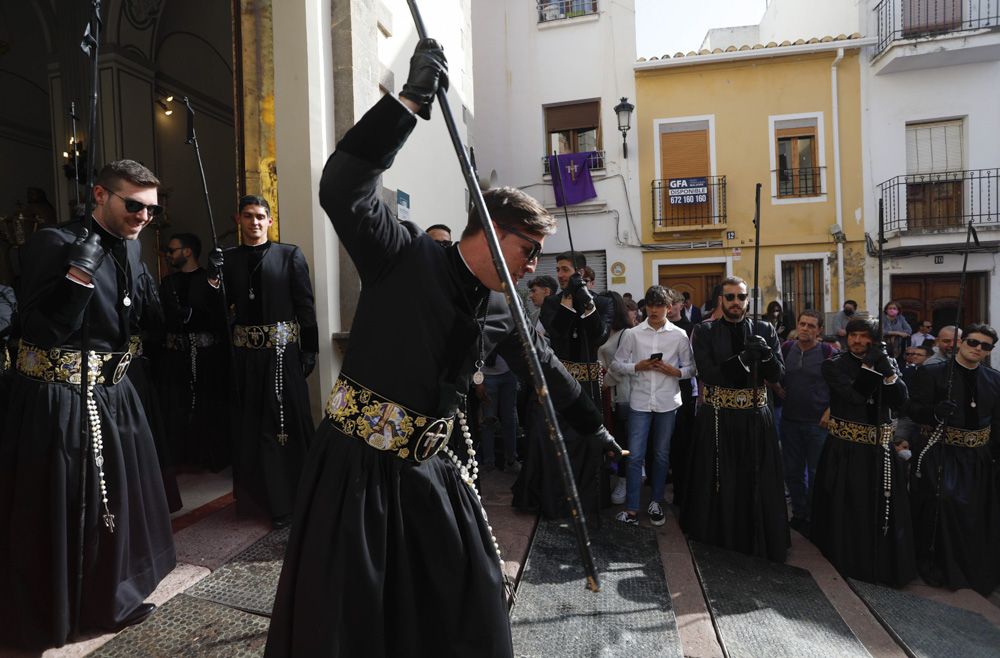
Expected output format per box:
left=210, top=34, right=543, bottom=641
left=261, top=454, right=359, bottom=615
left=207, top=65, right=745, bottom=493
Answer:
left=647, top=501, right=666, bottom=526
left=615, top=510, right=638, bottom=526
left=611, top=478, right=627, bottom=505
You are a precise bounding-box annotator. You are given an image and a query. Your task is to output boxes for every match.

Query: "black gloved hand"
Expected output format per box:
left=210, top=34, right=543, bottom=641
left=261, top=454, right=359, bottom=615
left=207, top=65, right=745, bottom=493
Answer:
left=590, top=426, right=627, bottom=459
left=300, top=351, right=317, bottom=378
left=863, top=341, right=888, bottom=368
left=66, top=228, right=105, bottom=280
left=563, top=273, right=594, bottom=315
left=934, top=400, right=958, bottom=423
left=399, top=38, right=449, bottom=120
left=874, top=352, right=896, bottom=378
left=740, top=335, right=769, bottom=364
left=208, top=248, right=224, bottom=278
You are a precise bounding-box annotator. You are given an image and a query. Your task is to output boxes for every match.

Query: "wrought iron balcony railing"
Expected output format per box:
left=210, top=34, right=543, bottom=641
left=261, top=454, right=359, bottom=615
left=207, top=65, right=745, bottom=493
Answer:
left=652, top=176, right=727, bottom=229
left=873, top=0, right=1000, bottom=58
left=537, top=1, right=599, bottom=23
left=541, top=151, right=605, bottom=175
left=878, top=168, right=1000, bottom=232
left=773, top=166, right=825, bottom=197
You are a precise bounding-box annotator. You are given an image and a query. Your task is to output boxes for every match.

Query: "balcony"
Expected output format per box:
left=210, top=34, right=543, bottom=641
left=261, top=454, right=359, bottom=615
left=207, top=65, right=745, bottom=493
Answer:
left=878, top=168, right=1000, bottom=250
left=873, top=0, right=1000, bottom=65
left=651, top=176, right=727, bottom=230
left=541, top=150, right=605, bottom=176
left=537, top=1, right=599, bottom=23
left=772, top=166, right=826, bottom=198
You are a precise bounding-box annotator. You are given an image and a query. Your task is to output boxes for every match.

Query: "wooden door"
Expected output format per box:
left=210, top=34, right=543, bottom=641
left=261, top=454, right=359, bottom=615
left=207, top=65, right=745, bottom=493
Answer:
left=658, top=263, right=726, bottom=311
left=891, top=273, right=987, bottom=333
left=906, top=180, right=963, bottom=230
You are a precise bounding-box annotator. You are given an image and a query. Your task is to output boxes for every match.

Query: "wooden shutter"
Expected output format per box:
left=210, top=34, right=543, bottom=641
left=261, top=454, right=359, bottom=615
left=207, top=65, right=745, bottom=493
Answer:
left=545, top=102, right=600, bottom=133
left=660, top=130, right=709, bottom=179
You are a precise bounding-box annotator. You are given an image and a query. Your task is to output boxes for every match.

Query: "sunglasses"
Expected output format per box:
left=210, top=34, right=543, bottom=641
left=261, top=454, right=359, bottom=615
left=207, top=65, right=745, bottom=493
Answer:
left=723, top=293, right=749, bottom=302
left=964, top=338, right=995, bottom=351
left=497, top=224, right=541, bottom=262
left=110, top=190, right=163, bottom=217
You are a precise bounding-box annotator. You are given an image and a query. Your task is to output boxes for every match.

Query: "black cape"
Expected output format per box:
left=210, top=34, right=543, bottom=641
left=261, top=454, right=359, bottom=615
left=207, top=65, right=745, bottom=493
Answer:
left=906, top=361, right=1000, bottom=595
left=223, top=241, right=318, bottom=520
left=810, top=352, right=915, bottom=587
left=0, top=221, right=176, bottom=649
left=680, top=318, right=790, bottom=562
left=265, top=95, right=604, bottom=658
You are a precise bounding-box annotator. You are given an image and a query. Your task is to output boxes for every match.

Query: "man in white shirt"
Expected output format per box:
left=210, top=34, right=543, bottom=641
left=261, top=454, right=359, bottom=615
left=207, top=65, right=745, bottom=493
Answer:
left=910, top=320, right=934, bottom=348
left=612, top=286, right=695, bottom=526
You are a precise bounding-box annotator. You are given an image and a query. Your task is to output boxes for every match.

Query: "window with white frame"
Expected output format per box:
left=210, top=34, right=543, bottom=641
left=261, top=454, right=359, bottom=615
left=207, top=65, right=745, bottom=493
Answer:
left=905, top=119, right=965, bottom=229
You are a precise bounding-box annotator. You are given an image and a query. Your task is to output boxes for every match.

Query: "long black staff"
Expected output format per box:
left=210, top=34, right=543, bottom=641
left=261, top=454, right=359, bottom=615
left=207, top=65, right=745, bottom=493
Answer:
left=183, top=97, right=240, bottom=404
left=72, top=0, right=102, bottom=638
left=749, top=183, right=765, bottom=545
left=69, top=101, right=82, bottom=207
left=404, top=0, right=600, bottom=592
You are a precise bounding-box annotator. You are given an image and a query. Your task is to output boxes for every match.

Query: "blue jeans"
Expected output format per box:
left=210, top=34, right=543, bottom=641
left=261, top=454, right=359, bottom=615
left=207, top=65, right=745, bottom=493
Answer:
left=480, top=371, right=519, bottom=466
left=626, top=408, right=677, bottom=511
left=780, top=418, right=828, bottom=520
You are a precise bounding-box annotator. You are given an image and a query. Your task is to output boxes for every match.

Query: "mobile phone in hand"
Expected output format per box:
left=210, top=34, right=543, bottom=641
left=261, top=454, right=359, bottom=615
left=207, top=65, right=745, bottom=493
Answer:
left=650, top=353, right=663, bottom=361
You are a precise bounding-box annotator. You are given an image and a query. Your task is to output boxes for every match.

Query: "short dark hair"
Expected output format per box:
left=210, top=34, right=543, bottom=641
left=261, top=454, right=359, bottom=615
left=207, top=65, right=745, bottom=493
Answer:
left=720, top=276, right=747, bottom=290
left=623, top=292, right=633, bottom=299
left=844, top=299, right=858, bottom=308
left=798, top=309, right=824, bottom=328
left=682, top=291, right=691, bottom=301
left=96, top=159, right=160, bottom=191
left=555, top=251, right=587, bottom=269
left=239, top=194, right=271, bottom=215
left=963, top=323, right=998, bottom=345
left=644, top=285, right=670, bottom=307
left=912, top=344, right=934, bottom=356
left=845, top=317, right=878, bottom=339
left=170, top=232, right=202, bottom=260
left=528, top=275, right=558, bottom=293
left=426, top=224, right=451, bottom=236
left=581, top=266, right=596, bottom=282
left=462, top=187, right=554, bottom=239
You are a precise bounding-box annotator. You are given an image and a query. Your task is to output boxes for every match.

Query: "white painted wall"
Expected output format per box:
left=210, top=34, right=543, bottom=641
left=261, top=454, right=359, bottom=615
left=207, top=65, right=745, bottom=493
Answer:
left=758, top=0, right=860, bottom=42
left=472, top=1, right=645, bottom=296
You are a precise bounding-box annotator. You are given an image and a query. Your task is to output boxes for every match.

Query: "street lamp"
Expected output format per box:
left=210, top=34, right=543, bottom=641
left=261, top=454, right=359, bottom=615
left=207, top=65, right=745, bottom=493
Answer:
left=613, top=96, right=634, bottom=158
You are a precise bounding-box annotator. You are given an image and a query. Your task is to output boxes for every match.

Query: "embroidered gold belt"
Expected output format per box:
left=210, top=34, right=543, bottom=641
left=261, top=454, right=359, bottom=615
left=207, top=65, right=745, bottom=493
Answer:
left=165, top=332, right=218, bottom=351
left=324, top=374, right=455, bottom=463
left=704, top=385, right=767, bottom=410
left=828, top=417, right=894, bottom=446
left=233, top=321, right=299, bottom=350
left=563, top=360, right=601, bottom=383
left=921, top=424, right=990, bottom=448
left=16, top=339, right=134, bottom=386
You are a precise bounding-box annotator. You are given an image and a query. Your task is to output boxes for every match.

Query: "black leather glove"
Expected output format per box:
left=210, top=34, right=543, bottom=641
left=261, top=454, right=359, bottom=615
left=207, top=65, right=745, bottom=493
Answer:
left=589, top=426, right=627, bottom=459
left=300, top=351, right=317, bottom=378
left=934, top=400, right=958, bottom=423
left=66, top=228, right=105, bottom=280
left=399, top=38, right=449, bottom=120
left=208, top=248, right=224, bottom=278
left=863, top=341, right=888, bottom=368
left=563, top=273, right=594, bottom=315
left=874, top=353, right=896, bottom=378
left=740, top=335, right=769, bottom=364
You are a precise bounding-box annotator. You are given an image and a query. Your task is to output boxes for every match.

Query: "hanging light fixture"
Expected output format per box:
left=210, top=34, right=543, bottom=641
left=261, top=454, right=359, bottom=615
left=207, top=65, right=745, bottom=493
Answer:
left=613, top=96, right=634, bottom=158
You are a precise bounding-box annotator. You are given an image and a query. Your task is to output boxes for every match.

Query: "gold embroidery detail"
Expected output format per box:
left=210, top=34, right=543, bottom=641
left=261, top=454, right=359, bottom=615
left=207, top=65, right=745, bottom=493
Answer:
left=232, top=321, right=300, bottom=349
left=15, top=341, right=128, bottom=385
left=563, top=360, right=602, bottom=382
left=704, top=385, right=768, bottom=410
left=828, top=417, right=894, bottom=446
left=921, top=424, right=992, bottom=448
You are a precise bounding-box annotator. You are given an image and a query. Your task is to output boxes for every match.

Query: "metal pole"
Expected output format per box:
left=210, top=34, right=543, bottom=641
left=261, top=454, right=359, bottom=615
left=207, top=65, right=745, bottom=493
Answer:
left=405, top=0, right=600, bottom=592
left=69, top=102, right=81, bottom=207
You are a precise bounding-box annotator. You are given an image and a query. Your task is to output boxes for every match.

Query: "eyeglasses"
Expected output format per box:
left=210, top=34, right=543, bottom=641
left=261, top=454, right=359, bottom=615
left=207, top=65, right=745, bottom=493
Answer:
left=162, top=246, right=184, bottom=255
left=497, top=224, right=542, bottom=262
left=964, top=338, right=995, bottom=351
left=723, top=293, right=749, bottom=302
left=109, top=190, right=162, bottom=217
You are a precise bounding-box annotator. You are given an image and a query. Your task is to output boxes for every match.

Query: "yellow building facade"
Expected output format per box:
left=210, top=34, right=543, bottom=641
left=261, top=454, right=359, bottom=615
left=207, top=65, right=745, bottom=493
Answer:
left=634, top=36, right=870, bottom=326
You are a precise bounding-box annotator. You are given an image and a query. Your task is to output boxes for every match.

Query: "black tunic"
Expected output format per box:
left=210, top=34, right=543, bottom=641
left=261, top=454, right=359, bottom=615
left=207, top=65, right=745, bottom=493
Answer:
left=810, top=352, right=915, bottom=587
left=159, top=267, right=232, bottom=470
left=906, top=361, right=1000, bottom=595
left=223, top=241, right=318, bottom=520
left=265, top=95, right=604, bottom=658
left=0, top=221, right=176, bottom=649
left=680, top=318, right=790, bottom=562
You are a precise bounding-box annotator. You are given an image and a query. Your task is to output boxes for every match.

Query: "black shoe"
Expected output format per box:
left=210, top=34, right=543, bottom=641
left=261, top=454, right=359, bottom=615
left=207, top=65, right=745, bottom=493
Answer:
left=272, top=514, right=292, bottom=530
left=118, top=603, right=155, bottom=630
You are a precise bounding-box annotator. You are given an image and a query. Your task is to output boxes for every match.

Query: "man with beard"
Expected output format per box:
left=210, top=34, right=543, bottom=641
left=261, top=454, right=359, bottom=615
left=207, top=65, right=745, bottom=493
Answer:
left=925, top=325, right=961, bottom=365
left=810, top=318, right=915, bottom=586
left=906, top=323, right=1000, bottom=595
left=159, top=233, right=231, bottom=470
left=0, top=160, right=175, bottom=649
left=265, top=38, right=622, bottom=657
left=217, top=196, right=318, bottom=529
left=680, top=276, right=789, bottom=562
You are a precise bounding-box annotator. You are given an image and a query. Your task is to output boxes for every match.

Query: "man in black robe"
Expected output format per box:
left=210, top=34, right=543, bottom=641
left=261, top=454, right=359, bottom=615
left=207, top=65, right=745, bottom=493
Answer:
left=218, top=196, right=317, bottom=529
left=906, top=323, right=1000, bottom=595
left=0, top=160, right=176, bottom=649
left=160, top=232, right=231, bottom=471
left=265, top=39, right=621, bottom=658
left=680, top=276, right=789, bottom=562
left=513, top=251, right=612, bottom=517
left=810, top=318, right=915, bottom=587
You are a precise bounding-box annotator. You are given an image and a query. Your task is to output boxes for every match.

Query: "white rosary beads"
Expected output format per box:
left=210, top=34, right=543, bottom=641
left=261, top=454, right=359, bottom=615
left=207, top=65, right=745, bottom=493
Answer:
left=86, top=352, right=115, bottom=533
